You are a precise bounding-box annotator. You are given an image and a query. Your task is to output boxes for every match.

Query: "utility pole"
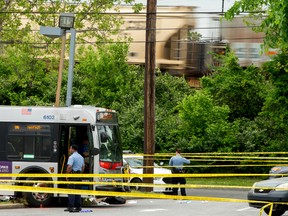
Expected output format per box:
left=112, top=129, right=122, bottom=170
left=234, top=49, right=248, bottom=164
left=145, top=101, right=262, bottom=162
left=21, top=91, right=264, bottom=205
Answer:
left=55, top=34, right=66, bottom=107
left=143, top=0, right=157, bottom=192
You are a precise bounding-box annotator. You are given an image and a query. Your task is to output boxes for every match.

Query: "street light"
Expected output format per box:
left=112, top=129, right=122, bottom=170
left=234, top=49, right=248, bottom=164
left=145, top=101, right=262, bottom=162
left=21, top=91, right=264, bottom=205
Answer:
left=58, top=13, right=76, bottom=107
left=40, top=13, right=76, bottom=107
left=59, top=13, right=75, bottom=29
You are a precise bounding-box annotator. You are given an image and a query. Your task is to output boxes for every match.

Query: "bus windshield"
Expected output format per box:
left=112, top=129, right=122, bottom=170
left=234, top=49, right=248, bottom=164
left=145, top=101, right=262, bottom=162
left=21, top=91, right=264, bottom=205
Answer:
left=98, top=125, right=122, bottom=163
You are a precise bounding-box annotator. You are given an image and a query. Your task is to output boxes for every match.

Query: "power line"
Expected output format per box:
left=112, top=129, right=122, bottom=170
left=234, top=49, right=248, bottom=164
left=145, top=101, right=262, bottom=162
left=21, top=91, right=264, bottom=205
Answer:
left=0, top=36, right=265, bottom=45
left=0, top=25, right=262, bottom=33
left=0, top=11, right=265, bottom=15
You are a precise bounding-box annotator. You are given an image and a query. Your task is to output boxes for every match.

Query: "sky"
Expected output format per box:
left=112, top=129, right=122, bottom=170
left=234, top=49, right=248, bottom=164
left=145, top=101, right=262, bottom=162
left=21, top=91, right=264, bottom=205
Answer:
left=134, top=0, right=237, bottom=39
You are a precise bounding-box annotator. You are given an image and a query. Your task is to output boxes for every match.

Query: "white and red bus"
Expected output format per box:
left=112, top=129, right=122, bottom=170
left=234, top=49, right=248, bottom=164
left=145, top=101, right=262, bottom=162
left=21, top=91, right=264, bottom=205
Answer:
left=0, top=105, right=128, bottom=206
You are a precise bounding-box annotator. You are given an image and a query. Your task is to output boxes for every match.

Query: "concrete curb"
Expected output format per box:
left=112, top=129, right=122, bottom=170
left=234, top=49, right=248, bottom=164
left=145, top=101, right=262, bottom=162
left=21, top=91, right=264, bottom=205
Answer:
left=0, top=203, right=25, bottom=209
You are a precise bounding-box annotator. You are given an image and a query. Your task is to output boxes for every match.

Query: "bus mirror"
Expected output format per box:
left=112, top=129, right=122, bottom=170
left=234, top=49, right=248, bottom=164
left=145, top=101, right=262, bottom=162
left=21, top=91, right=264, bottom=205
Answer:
left=91, top=148, right=100, bottom=156
left=100, top=132, right=108, bottom=143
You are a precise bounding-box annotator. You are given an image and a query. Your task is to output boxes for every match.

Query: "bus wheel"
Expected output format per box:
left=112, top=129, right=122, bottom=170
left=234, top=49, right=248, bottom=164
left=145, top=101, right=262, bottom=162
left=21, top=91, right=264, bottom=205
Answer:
left=23, top=177, right=53, bottom=207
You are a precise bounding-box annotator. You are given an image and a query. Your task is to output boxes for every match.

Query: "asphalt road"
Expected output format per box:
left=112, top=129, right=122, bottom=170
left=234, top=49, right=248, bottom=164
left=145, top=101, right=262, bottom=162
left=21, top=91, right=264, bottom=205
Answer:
left=188, top=188, right=249, bottom=199
left=0, top=197, right=263, bottom=216
left=0, top=189, right=270, bottom=216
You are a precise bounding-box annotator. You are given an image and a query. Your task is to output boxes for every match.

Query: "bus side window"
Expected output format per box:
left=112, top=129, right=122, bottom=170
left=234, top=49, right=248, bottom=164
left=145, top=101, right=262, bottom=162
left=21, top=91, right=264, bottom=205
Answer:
left=42, top=137, right=51, bottom=157
left=7, top=142, right=17, bottom=155
left=7, top=136, right=23, bottom=158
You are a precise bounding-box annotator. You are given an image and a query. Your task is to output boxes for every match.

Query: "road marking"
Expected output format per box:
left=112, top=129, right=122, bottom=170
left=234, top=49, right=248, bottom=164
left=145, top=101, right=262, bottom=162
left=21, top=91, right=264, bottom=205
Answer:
left=237, top=207, right=253, bottom=211
left=127, top=200, right=138, bottom=204
left=140, top=209, right=167, bottom=212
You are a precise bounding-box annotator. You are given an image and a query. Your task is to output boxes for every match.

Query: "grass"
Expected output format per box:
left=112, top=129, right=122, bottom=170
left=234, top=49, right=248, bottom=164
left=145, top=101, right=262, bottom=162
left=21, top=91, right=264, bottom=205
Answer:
left=186, top=177, right=266, bottom=187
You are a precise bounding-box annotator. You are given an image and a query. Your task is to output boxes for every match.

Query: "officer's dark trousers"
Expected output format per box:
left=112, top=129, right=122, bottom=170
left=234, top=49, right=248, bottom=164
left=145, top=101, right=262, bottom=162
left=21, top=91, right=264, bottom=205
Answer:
left=172, top=169, right=187, bottom=196
left=68, top=177, right=82, bottom=208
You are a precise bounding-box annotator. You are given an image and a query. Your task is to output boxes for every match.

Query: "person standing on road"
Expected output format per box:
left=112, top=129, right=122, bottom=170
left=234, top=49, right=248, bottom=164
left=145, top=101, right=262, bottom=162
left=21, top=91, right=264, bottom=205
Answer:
left=169, top=149, right=190, bottom=196
left=65, top=144, right=85, bottom=213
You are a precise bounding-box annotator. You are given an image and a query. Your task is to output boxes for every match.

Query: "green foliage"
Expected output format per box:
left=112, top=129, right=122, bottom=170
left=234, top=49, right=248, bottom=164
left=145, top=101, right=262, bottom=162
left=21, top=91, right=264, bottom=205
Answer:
left=1, top=0, right=288, bottom=160
left=0, top=0, right=143, bottom=58
left=178, top=91, right=230, bottom=137
left=231, top=117, right=268, bottom=152
left=201, top=52, right=268, bottom=121
left=177, top=91, right=232, bottom=152
left=117, top=99, right=145, bottom=153
left=0, top=46, right=57, bottom=105
left=174, top=50, right=286, bottom=158
left=74, top=43, right=193, bottom=153
left=117, top=71, right=193, bottom=153
left=74, top=43, right=144, bottom=152
left=73, top=43, right=137, bottom=107
left=154, top=72, right=193, bottom=152
left=258, top=52, right=288, bottom=150
left=0, top=1, right=26, bottom=42
left=223, top=0, right=288, bottom=155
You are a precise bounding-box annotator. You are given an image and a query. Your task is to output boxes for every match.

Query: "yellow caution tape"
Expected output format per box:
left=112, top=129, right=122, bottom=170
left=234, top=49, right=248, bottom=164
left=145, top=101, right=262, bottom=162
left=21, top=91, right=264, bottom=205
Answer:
left=0, top=184, right=267, bottom=203
left=125, top=153, right=288, bottom=163
left=169, top=155, right=288, bottom=160
left=0, top=178, right=286, bottom=192
left=178, top=159, right=288, bottom=163
left=138, top=152, right=288, bottom=156
left=260, top=203, right=273, bottom=216
left=0, top=181, right=283, bottom=216
left=130, top=164, right=288, bottom=168
left=0, top=173, right=287, bottom=178
left=130, top=155, right=288, bottom=162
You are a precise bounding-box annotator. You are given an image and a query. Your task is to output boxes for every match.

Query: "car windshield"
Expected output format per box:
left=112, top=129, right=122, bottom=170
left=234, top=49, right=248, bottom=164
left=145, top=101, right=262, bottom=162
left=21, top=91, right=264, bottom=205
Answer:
left=124, top=157, right=159, bottom=168
left=124, top=158, right=143, bottom=167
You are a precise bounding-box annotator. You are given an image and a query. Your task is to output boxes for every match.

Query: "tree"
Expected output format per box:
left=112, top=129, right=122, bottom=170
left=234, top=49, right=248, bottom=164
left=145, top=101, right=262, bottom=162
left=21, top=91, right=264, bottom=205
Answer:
left=225, top=0, right=288, bottom=150
left=225, top=0, right=288, bottom=51
left=0, top=1, right=143, bottom=106
left=74, top=43, right=193, bottom=152
left=0, top=1, right=25, bottom=43
left=154, top=72, right=194, bottom=152
left=118, top=71, right=193, bottom=153
left=258, top=53, right=288, bottom=151
left=0, top=46, right=58, bottom=105
left=73, top=43, right=143, bottom=152
left=0, top=1, right=143, bottom=66
left=201, top=52, right=269, bottom=121
left=177, top=91, right=232, bottom=152
left=73, top=43, right=139, bottom=107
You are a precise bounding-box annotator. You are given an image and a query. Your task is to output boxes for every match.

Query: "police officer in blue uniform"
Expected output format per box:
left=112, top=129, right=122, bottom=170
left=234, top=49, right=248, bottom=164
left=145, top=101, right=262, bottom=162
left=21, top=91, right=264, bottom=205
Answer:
left=169, top=148, right=190, bottom=196
left=65, top=144, right=85, bottom=212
